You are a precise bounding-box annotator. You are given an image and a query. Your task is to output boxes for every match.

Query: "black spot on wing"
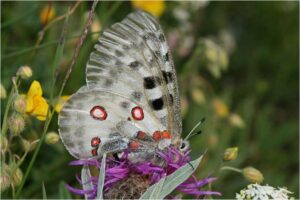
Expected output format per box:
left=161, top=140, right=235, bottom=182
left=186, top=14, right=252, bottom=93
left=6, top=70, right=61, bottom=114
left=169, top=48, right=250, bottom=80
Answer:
left=163, top=53, right=170, bottom=62
left=162, top=71, right=173, bottom=83
left=159, top=34, right=165, bottom=42
left=120, top=101, right=130, bottom=109
left=144, top=76, right=161, bottom=89
left=150, top=97, right=164, bottom=110
left=144, top=77, right=156, bottom=89
left=129, top=61, right=141, bottom=69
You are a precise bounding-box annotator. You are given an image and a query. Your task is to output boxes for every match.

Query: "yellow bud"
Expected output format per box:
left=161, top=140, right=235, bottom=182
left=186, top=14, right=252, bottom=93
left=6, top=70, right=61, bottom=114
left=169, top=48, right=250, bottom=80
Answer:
left=191, top=88, right=205, bottom=105
left=0, top=83, right=6, bottom=99
left=17, top=65, right=32, bottom=80
left=1, top=137, right=8, bottom=153
left=213, top=98, right=229, bottom=118
left=13, top=95, right=27, bottom=114
left=12, top=168, right=23, bottom=187
left=223, top=147, right=238, bottom=161
left=229, top=113, right=245, bottom=128
left=8, top=113, right=25, bottom=136
left=0, top=175, right=11, bottom=192
left=45, top=132, right=60, bottom=145
left=243, top=167, right=264, bottom=183
left=40, top=4, right=56, bottom=25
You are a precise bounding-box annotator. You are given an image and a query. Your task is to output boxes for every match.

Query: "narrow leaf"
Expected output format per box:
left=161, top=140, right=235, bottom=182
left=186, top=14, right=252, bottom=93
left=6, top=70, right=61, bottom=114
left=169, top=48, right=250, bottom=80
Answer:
left=42, top=182, right=47, bottom=199
left=139, top=155, right=203, bottom=200
left=81, top=165, right=94, bottom=200
left=139, top=176, right=166, bottom=199
left=159, top=155, right=203, bottom=198
left=96, top=153, right=107, bottom=199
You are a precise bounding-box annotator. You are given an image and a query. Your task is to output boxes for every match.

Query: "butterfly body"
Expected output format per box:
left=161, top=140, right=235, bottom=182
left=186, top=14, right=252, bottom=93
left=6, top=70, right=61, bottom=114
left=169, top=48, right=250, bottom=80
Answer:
left=58, top=10, right=184, bottom=162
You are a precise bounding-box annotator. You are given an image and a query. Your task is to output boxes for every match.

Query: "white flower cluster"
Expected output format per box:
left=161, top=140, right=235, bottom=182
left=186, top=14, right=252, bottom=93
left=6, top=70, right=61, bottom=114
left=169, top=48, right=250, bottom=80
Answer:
left=236, top=183, right=294, bottom=200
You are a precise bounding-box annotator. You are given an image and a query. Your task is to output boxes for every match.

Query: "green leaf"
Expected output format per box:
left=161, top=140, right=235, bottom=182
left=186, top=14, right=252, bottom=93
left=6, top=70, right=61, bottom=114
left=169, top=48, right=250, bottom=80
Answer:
left=96, top=154, right=107, bottom=199
left=81, top=165, right=94, bottom=200
left=139, top=155, right=204, bottom=200
left=42, top=182, right=47, bottom=200
left=59, top=181, right=72, bottom=199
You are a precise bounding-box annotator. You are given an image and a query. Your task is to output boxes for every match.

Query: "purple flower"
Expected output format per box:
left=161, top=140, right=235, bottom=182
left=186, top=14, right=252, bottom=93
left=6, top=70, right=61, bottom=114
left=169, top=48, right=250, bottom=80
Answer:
left=66, top=147, right=221, bottom=199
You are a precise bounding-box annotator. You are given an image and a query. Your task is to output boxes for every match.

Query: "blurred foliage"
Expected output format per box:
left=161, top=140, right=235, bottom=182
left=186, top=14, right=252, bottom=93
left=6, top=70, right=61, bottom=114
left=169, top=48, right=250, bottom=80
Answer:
left=1, top=1, right=298, bottom=199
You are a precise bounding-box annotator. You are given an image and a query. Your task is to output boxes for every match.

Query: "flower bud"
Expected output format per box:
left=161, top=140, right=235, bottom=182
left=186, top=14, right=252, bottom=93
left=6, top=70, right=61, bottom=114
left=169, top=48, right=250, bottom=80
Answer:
left=17, top=65, right=32, bottom=80
left=0, top=175, right=11, bottom=192
left=8, top=113, right=25, bottom=136
left=191, top=88, right=205, bottom=105
left=12, top=168, right=23, bottom=187
left=1, top=137, right=8, bottom=153
left=229, top=113, right=245, bottom=128
left=45, top=132, right=60, bottom=145
left=13, top=95, right=27, bottom=114
left=21, top=139, right=31, bottom=152
left=213, top=98, right=229, bottom=118
left=223, top=147, right=238, bottom=161
left=243, top=167, right=264, bottom=183
left=0, top=83, right=6, bottom=99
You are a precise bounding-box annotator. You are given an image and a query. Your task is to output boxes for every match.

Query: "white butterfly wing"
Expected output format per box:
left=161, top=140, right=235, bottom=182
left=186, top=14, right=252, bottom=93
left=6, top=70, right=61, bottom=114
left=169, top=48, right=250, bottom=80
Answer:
left=58, top=86, right=164, bottom=159
left=58, top=10, right=182, bottom=159
left=86, top=10, right=182, bottom=137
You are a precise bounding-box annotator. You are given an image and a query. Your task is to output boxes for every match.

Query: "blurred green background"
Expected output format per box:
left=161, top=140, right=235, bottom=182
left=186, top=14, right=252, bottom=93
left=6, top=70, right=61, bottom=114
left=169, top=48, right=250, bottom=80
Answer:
left=1, top=1, right=299, bottom=199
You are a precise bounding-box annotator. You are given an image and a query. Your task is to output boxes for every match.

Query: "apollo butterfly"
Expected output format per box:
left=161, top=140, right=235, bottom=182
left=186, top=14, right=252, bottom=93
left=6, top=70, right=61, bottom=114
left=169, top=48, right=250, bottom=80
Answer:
left=58, top=10, right=186, bottom=162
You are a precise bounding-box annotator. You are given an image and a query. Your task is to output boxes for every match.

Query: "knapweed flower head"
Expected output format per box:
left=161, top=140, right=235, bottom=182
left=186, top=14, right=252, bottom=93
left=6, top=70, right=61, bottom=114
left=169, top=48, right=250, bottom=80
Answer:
left=66, top=147, right=220, bottom=199
left=236, top=183, right=294, bottom=200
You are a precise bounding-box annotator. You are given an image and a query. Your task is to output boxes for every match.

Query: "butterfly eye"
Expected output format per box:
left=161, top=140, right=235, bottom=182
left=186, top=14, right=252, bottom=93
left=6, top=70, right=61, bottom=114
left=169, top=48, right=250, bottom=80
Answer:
left=179, top=140, right=190, bottom=152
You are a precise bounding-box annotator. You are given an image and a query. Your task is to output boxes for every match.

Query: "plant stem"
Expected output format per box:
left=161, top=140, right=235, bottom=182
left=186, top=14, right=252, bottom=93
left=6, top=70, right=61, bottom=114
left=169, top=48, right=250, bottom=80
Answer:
left=220, top=166, right=243, bottom=173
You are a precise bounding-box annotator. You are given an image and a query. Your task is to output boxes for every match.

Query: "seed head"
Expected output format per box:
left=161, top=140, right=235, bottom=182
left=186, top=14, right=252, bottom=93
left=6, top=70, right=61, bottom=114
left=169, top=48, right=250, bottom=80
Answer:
left=0, top=175, right=11, bottom=192
left=13, top=95, right=27, bottom=114
left=17, top=65, right=32, bottom=80
left=45, top=132, right=60, bottom=145
left=12, top=168, right=23, bottom=187
left=8, top=113, right=25, bottom=136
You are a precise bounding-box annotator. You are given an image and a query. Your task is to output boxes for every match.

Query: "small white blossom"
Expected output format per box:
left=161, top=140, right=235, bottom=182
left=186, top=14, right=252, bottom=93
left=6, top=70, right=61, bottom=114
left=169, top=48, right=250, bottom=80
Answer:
left=236, top=184, right=294, bottom=200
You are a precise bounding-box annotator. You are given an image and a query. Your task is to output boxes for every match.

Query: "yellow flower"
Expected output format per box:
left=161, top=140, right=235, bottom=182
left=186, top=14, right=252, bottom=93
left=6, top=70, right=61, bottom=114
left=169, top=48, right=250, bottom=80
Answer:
left=54, top=96, right=70, bottom=113
left=40, top=4, right=56, bottom=25
left=213, top=98, right=229, bottom=118
left=25, top=81, right=49, bottom=121
left=131, top=0, right=165, bottom=18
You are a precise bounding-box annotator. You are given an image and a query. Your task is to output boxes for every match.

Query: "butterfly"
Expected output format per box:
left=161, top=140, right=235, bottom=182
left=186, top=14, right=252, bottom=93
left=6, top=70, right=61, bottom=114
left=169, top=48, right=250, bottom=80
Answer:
left=58, top=10, right=189, bottom=163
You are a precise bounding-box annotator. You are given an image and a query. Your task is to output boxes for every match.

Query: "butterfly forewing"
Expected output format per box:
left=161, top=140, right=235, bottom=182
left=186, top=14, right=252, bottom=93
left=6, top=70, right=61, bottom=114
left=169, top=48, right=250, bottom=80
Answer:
left=86, top=10, right=182, bottom=137
left=59, top=10, right=182, bottom=160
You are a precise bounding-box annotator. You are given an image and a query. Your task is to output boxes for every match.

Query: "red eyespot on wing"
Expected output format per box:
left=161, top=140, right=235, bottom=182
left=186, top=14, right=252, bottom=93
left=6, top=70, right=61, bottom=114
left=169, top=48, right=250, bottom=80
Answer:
left=91, top=137, right=101, bottom=147
left=90, top=106, right=107, bottom=120
left=129, top=141, right=140, bottom=150
left=153, top=131, right=161, bottom=141
left=137, top=131, right=146, bottom=139
left=91, top=148, right=98, bottom=156
left=131, top=106, right=144, bottom=120
left=161, top=130, right=171, bottom=139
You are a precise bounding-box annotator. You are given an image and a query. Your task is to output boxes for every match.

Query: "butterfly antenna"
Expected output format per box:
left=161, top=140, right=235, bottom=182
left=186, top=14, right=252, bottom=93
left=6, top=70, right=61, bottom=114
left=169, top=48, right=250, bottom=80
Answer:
left=184, top=117, right=205, bottom=141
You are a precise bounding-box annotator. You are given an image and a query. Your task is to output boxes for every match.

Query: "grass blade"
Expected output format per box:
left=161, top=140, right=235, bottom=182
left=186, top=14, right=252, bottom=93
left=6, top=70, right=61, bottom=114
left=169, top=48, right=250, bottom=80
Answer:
left=81, top=165, right=94, bottom=200
left=96, top=153, right=106, bottom=199
left=42, top=182, right=47, bottom=199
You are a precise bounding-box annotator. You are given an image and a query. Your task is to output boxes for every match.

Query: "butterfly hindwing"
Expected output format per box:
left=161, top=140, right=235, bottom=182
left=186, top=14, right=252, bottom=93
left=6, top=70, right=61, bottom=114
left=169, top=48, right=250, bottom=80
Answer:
left=58, top=86, right=165, bottom=159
